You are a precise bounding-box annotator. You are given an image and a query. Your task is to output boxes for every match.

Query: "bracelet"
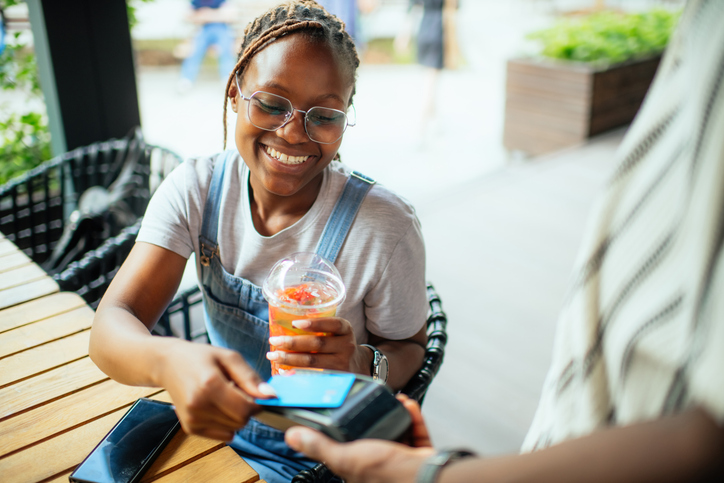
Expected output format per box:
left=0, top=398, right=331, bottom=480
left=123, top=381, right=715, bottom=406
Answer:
left=416, top=448, right=476, bottom=483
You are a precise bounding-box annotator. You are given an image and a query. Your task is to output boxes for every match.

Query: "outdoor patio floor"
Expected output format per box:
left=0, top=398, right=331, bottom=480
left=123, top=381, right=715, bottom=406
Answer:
left=418, top=128, right=624, bottom=454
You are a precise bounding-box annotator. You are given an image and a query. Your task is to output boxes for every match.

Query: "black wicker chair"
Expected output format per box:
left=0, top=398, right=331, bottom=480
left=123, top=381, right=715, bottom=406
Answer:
left=156, top=284, right=207, bottom=342
left=1, top=127, right=143, bottom=266
left=52, top=215, right=207, bottom=339
left=0, top=126, right=181, bottom=279
left=53, top=218, right=142, bottom=309
left=52, top=138, right=182, bottom=309
left=0, top=131, right=182, bottom=308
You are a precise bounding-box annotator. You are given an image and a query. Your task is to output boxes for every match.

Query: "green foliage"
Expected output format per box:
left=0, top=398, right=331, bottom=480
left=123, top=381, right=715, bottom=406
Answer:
left=0, top=112, right=51, bottom=185
left=1, top=34, right=40, bottom=94
left=127, top=0, right=156, bottom=30
left=527, top=9, right=682, bottom=65
left=1, top=6, right=51, bottom=185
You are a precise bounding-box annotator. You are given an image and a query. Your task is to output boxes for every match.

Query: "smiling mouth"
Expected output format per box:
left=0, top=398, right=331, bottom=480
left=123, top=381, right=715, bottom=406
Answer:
left=265, top=145, right=310, bottom=165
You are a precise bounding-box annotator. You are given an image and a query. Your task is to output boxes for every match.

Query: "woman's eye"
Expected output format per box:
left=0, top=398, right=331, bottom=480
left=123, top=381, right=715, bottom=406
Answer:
left=255, top=100, right=288, bottom=115
left=309, top=111, right=344, bottom=125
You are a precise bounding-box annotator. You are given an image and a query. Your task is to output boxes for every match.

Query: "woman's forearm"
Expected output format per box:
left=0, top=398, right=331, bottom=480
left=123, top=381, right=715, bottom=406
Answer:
left=89, top=304, right=186, bottom=387
left=440, top=408, right=724, bottom=483
left=88, top=243, right=188, bottom=387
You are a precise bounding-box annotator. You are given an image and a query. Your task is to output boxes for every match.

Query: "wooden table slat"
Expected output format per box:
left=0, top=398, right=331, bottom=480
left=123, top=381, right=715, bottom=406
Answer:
left=0, top=264, right=48, bottom=291
left=0, top=291, right=87, bottom=334
left=0, top=380, right=162, bottom=457
left=141, top=432, right=226, bottom=482
left=152, top=446, right=259, bottom=483
left=0, top=277, right=59, bottom=310
left=42, top=470, right=73, bottom=483
left=0, top=331, right=90, bottom=387
left=0, top=239, right=19, bottom=257
left=0, top=305, right=94, bottom=358
left=0, top=357, right=108, bottom=420
left=0, top=251, right=32, bottom=274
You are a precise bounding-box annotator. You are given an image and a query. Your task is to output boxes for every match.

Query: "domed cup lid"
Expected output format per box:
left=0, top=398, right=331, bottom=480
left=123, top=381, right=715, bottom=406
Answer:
left=262, top=252, right=346, bottom=313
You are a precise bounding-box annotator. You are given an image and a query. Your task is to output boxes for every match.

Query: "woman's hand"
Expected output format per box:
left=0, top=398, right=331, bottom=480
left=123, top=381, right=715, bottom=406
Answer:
left=285, top=394, right=435, bottom=483
left=266, top=317, right=370, bottom=374
left=158, top=341, right=276, bottom=441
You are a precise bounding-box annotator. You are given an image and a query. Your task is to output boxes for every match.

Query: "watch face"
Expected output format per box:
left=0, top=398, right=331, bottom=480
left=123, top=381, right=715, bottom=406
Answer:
left=378, top=355, right=389, bottom=383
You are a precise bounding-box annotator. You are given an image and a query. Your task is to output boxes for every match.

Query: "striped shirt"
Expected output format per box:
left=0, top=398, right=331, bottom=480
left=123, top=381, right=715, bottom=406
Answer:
left=523, top=0, right=724, bottom=452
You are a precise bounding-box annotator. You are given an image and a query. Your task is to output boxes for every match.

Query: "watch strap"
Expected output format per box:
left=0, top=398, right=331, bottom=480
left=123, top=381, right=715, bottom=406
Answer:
left=416, top=449, right=476, bottom=483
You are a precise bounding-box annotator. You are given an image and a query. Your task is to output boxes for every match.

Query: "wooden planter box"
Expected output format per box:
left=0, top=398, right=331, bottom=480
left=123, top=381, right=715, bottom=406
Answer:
left=503, top=55, right=661, bottom=156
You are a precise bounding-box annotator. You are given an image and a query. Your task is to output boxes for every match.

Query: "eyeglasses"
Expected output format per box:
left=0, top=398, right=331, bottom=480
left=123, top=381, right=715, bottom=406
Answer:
left=235, top=75, right=355, bottom=145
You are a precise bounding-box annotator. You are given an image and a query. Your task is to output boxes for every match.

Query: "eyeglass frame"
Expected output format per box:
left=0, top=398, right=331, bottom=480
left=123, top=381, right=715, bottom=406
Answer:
left=234, top=74, right=356, bottom=145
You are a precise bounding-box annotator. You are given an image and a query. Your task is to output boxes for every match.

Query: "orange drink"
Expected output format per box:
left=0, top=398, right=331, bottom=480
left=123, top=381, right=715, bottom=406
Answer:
left=263, top=253, right=346, bottom=376
left=268, top=283, right=340, bottom=375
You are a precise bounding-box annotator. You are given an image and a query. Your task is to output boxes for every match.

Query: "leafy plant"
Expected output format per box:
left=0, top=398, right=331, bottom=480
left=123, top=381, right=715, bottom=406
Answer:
left=527, top=8, right=682, bottom=65
left=127, top=0, right=156, bottom=30
left=0, top=111, right=52, bottom=185
left=0, top=0, right=51, bottom=185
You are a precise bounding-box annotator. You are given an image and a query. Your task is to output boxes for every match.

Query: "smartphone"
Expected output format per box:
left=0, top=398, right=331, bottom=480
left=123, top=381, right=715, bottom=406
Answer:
left=69, top=398, right=180, bottom=483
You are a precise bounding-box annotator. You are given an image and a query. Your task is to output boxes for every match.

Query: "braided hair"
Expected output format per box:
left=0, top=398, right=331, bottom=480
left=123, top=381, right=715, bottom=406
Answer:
left=223, top=0, right=360, bottom=148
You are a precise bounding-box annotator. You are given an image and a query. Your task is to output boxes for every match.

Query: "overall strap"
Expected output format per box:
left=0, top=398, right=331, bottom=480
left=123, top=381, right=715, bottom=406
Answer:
left=315, top=171, right=376, bottom=264
left=199, top=150, right=235, bottom=264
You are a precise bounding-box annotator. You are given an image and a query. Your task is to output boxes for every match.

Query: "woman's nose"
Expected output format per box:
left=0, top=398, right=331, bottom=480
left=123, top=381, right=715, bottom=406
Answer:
left=275, top=110, right=309, bottom=144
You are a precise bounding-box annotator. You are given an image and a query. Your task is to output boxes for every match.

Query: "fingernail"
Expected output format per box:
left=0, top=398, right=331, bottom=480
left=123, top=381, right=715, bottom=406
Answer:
left=258, top=382, right=277, bottom=397
left=292, top=319, right=311, bottom=329
left=269, top=336, right=284, bottom=345
left=287, top=427, right=311, bottom=448
left=266, top=351, right=280, bottom=361
left=286, top=427, right=302, bottom=448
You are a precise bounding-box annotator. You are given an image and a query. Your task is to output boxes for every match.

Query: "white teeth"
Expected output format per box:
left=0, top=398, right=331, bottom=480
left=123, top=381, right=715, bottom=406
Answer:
left=265, top=146, right=307, bottom=165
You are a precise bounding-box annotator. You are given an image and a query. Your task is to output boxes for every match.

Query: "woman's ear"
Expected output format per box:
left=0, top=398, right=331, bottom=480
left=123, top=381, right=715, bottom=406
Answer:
left=228, top=81, right=239, bottom=113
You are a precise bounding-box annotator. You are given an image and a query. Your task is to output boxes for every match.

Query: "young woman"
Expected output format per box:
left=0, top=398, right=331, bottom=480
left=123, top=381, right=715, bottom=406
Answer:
left=89, top=2, right=428, bottom=481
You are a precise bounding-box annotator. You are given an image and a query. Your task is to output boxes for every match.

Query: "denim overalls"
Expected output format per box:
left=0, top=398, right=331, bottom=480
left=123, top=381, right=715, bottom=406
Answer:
left=197, top=151, right=374, bottom=482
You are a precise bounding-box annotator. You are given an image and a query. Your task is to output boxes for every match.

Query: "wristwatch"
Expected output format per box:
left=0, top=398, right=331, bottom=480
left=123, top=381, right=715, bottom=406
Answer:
left=416, top=449, right=476, bottom=483
left=360, top=344, right=389, bottom=383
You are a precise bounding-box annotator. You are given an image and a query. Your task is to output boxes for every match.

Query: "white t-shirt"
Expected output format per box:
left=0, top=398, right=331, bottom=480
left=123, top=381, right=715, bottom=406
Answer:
left=137, top=152, right=428, bottom=344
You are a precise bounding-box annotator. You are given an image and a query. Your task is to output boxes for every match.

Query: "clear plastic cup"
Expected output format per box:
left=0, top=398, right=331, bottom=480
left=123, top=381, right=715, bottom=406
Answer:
left=262, top=252, right=346, bottom=375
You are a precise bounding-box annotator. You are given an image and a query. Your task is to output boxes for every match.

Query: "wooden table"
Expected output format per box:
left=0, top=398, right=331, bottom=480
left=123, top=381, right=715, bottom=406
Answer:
left=0, top=233, right=264, bottom=482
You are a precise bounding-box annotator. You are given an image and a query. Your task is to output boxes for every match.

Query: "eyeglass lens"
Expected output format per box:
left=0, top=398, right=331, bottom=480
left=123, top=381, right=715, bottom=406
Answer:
left=247, top=91, right=349, bottom=144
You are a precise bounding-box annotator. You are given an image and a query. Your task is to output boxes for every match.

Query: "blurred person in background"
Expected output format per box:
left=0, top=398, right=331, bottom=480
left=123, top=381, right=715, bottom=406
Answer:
left=317, top=0, right=378, bottom=49
left=317, top=0, right=359, bottom=43
left=177, top=0, right=237, bottom=93
left=395, top=0, right=459, bottom=143
left=286, top=0, right=724, bottom=481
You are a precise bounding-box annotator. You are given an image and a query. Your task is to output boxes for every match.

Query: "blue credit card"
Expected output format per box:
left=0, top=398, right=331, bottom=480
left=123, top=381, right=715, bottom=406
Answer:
left=255, top=373, right=356, bottom=408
